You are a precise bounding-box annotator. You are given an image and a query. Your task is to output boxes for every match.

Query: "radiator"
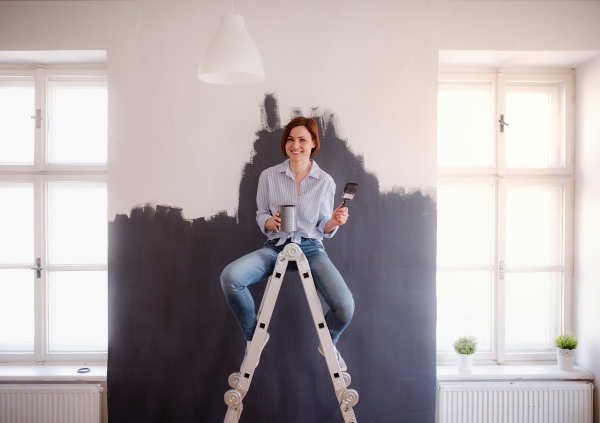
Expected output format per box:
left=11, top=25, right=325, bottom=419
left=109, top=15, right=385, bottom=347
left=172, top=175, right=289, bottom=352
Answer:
left=438, top=381, right=593, bottom=423
left=0, top=384, right=103, bottom=423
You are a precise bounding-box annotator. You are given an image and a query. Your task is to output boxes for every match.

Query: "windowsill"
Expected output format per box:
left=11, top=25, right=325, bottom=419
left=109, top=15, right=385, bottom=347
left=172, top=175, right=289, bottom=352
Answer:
left=0, top=364, right=107, bottom=382
left=0, top=363, right=591, bottom=384
left=437, top=363, right=594, bottom=382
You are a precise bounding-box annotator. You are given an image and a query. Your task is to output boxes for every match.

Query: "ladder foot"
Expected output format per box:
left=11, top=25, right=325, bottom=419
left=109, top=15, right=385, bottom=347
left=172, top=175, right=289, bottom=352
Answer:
left=223, top=403, right=244, bottom=423
left=340, top=403, right=358, bottom=423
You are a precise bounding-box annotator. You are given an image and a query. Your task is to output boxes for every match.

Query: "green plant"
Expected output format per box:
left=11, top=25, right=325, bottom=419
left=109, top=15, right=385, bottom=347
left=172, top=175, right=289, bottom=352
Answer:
left=453, top=336, right=477, bottom=355
left=554, top=331, right=578, bottom=350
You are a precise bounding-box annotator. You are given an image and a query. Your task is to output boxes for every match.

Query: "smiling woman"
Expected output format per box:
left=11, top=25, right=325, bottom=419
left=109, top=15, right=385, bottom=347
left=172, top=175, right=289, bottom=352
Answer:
left=220, top=115, right=353, bottom=372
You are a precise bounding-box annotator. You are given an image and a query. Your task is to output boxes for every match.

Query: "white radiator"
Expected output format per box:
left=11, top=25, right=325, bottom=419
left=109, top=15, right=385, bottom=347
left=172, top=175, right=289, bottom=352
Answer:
left=438, top=381, right=593, bottom=423
left=0, top=384, right=102, bottom=423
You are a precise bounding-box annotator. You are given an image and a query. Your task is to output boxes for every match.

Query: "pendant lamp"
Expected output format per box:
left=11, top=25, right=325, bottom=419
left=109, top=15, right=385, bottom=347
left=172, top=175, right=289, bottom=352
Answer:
left=198, top=14, right=265, bottom=85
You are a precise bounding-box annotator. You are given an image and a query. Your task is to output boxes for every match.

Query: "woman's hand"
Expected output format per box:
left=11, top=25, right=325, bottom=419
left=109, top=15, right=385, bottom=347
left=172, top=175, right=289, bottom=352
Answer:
left=324, top=203, right=349, bottom=233
left=265, top=211, right=281, bottom=232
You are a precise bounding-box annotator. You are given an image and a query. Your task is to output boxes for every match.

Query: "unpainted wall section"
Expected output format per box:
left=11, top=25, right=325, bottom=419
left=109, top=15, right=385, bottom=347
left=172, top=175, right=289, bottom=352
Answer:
left=1, top=0, right=599, bottom=220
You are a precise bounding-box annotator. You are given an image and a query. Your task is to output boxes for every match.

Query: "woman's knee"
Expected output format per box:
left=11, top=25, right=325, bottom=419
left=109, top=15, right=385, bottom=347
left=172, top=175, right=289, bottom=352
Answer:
left=333, top=297, right=355, bottom=325
left=220, top=263, right=237, bottom=292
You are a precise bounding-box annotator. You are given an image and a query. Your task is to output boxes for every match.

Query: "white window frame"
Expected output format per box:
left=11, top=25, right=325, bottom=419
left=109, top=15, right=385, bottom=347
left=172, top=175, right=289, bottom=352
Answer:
left=437, top=69, right=574, bottom=364
left=498, top=177, right=573, bottom=363
left=436, top=176, right=498, bottom=362
left=498, top=73, right=573, bottom=176
left=0, top=65, right=107, bottom=364
left=45, top=76, right=108, bottom=170
left=0, top=75, right=36, bottom=170
left=437, top=73, right=498, bottom=176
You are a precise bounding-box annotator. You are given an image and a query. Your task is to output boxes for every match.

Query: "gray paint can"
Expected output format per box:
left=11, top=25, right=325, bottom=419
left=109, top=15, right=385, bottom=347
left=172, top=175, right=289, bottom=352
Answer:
left=278, top=205, right=297, bottom=232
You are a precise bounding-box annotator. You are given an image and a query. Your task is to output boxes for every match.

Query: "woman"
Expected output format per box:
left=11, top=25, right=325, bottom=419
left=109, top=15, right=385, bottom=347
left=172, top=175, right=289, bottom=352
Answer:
left=220, top=116, right=354, bottom=370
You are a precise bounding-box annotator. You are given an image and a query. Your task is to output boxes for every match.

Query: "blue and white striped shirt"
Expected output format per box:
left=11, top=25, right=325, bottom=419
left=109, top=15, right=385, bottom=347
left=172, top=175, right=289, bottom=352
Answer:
left=256, top=159, right=338, bottom=246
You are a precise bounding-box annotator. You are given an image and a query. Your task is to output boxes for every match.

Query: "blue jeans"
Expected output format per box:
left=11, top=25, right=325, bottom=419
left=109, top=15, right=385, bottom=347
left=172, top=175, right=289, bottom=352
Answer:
left=220, top=238, right=354, bottom=344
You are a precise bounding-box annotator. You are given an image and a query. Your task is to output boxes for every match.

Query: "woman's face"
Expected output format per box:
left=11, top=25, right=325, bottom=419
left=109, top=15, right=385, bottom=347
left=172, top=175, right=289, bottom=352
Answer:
left=286, top=126, right=315, bottom=164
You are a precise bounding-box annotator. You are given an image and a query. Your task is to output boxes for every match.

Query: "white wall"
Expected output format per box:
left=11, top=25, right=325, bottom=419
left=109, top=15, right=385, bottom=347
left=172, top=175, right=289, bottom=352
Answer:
left=575, top=55, right=600, bottom=423
left=2, top=0, right=599, bottom=222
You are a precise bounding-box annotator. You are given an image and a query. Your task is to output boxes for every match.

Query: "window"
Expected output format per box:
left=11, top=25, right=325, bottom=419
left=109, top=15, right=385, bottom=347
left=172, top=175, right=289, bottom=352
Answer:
left=0, top=66, right=107, bottom=363
left=436, top=71, right=574, bottom=362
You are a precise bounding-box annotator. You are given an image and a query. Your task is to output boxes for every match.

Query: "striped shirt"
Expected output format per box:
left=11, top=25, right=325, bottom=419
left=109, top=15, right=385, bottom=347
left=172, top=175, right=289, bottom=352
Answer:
left=256, top=159, right=338, bottom=246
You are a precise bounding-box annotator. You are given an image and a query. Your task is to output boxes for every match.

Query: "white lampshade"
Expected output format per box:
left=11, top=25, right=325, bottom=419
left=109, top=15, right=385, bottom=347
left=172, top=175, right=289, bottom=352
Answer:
left=198, top=14, right=265, bottom=85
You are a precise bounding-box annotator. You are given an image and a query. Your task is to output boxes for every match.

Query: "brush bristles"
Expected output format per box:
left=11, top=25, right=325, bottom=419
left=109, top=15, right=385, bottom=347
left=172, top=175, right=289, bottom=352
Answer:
left=342, top=183, right=359, bottom=199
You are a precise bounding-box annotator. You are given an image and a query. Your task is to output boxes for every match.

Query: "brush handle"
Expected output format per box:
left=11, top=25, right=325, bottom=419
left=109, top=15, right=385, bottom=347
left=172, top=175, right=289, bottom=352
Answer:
left=342, top=198, right=349, bottom=207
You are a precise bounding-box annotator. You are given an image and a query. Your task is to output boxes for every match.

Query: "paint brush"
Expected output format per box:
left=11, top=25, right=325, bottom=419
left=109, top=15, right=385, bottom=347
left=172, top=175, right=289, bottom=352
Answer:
left=341, top=183, right=359, bottom=207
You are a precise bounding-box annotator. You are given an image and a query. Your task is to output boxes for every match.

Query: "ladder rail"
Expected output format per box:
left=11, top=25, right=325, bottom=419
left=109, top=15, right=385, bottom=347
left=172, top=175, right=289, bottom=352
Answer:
left=224, top=253, right=291, bottom=423
left=296, top=255, right=358, bottom=423
left=296, top=256, right=346, bottom=392
left=238, top=256, right=289, bottom=394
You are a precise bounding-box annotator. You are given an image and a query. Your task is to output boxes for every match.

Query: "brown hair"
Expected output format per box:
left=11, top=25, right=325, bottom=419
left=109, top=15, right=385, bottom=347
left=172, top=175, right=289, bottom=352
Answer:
left=280, top=116, right=320, bottom=157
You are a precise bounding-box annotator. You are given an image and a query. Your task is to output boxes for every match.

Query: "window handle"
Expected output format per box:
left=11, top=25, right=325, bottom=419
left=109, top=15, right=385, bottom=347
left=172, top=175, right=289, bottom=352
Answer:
left=31, top=109, right=42, bottom=129
left=30, top=258, right=43, bottom=278
left=498, top=115, right=509, bottom=133
left=499, top=260, right=505, bottom=280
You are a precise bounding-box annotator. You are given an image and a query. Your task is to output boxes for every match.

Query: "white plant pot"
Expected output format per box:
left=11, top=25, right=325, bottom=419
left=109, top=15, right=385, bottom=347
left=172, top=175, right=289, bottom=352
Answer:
left=457, top=353, right=474, bottom=371
left=557, top=348, right=575, bottom=371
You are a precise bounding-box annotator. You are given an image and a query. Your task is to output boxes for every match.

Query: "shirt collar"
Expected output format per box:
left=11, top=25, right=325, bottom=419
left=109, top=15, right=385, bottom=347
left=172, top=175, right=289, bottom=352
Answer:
left=278, top=159, right=321, bottom=180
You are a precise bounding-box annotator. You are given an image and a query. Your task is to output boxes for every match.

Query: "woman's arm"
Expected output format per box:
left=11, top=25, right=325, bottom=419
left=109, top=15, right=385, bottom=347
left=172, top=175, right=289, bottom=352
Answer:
left=256, top=171, right=280, bottom=234
left=265, top=211, right=281, bottom=232
left=317, top=177, right=348, bottom=237
left=324, top=203, right=349, bottom=233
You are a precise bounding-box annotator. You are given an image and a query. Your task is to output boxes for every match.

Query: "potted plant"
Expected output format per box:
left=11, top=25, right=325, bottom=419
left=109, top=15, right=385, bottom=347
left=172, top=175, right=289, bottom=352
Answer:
left=554, top=331, right=577, bottom=371
left=453, top=336, right=477, bottom=371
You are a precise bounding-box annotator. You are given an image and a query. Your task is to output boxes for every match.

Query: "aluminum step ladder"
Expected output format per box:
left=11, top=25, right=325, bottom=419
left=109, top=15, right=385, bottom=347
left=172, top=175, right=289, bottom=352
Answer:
left=223, top=243, right=359, bottom=423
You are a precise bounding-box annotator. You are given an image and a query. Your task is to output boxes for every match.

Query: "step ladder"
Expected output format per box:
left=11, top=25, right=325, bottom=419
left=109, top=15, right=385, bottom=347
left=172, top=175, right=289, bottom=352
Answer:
left=223, top=243, right=359, bottom=423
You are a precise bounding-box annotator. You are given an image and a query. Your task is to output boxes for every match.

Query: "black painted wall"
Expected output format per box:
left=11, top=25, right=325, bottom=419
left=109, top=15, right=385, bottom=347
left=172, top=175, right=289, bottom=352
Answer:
left=107, top=95, right=437, bottom=422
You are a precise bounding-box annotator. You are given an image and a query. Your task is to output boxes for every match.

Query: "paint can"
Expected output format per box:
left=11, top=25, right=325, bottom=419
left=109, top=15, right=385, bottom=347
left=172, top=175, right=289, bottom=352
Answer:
left=278, top=205, right=297, bottom=232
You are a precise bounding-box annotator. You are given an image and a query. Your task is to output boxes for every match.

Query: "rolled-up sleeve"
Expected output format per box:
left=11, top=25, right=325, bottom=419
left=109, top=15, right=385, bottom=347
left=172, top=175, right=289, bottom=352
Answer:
left=316, top=177, right=338, bottom=238
left=256, top=170, right=274, bottom=236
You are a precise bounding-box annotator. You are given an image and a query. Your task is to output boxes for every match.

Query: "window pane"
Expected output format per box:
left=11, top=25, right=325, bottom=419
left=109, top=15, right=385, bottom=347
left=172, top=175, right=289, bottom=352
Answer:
left=0, top=183, right=34, bottom=265
left=0, top=87, right=35, bottom=165
left=506, top=185, right=562, bottom=267
left=505, top=272, right=561, bottom=350
left=48, top=87, right=107, bottom=164
left=47, top=182, right=107, bottom=265
left=48, top=270, right=108, bottom=352
left=438, top=85, right=493, bottom=167
left=0, top=270, right=34, bottom=352
left=505, top=87, right=562, bottom=168
left=437, top=184, right=494, bottom=266
left=436, top=271, right=492, bottom=352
